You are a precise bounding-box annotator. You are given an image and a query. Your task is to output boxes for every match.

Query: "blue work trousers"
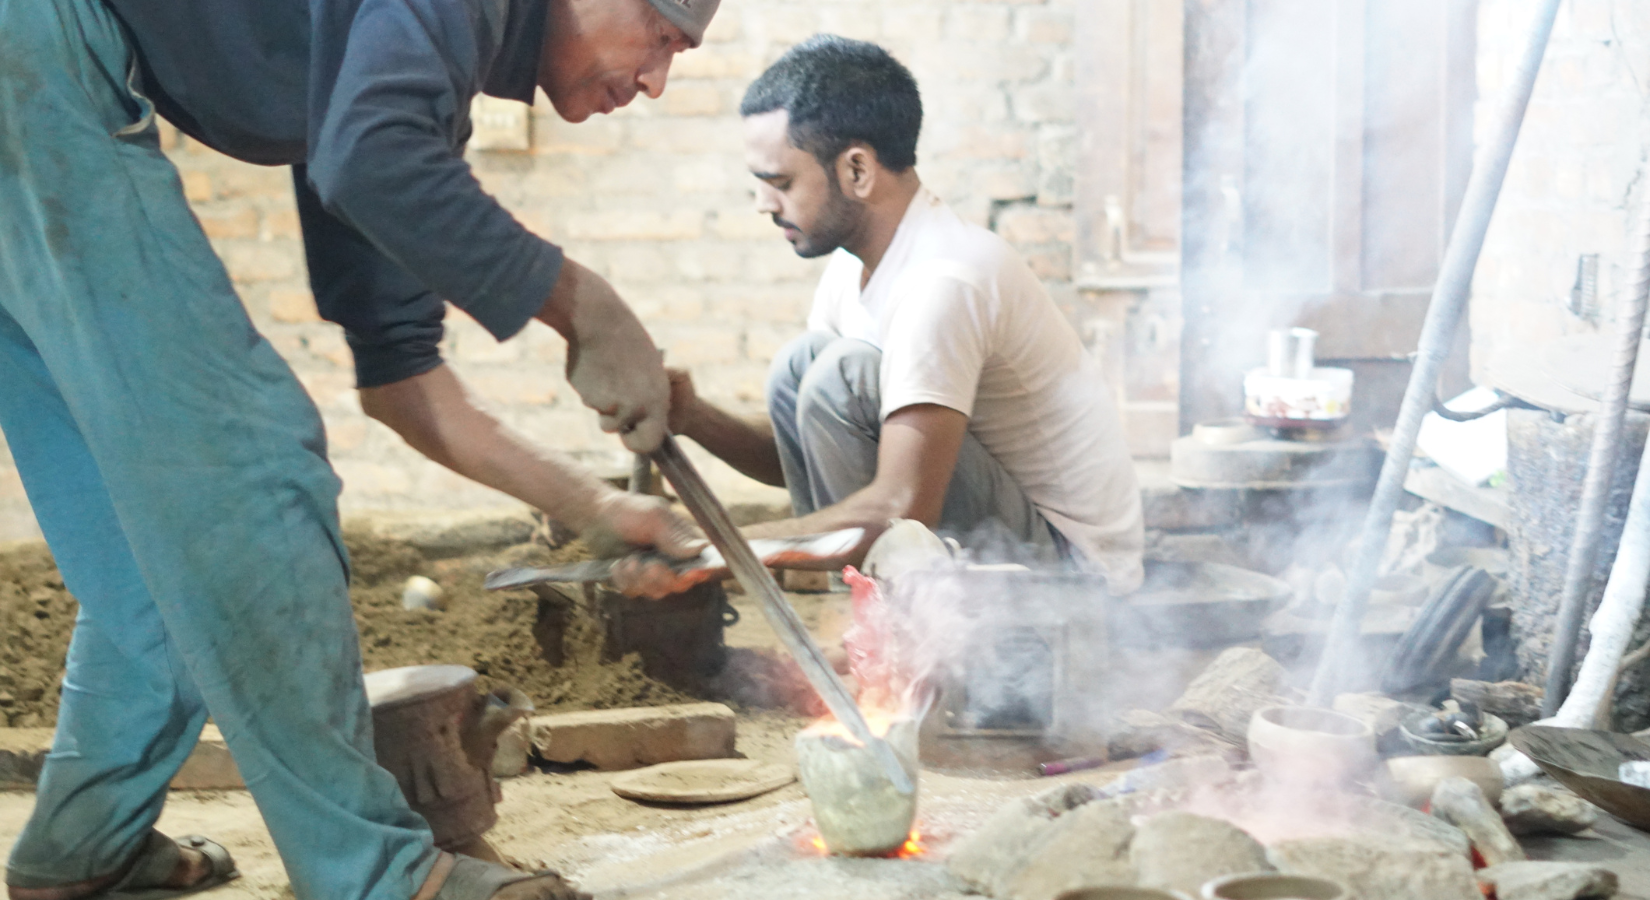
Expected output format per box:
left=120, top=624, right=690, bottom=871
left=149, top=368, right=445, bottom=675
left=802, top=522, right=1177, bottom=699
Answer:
left=0, top=1, right=437, bottom=898
left=766, top=333, right=1062, bottom=558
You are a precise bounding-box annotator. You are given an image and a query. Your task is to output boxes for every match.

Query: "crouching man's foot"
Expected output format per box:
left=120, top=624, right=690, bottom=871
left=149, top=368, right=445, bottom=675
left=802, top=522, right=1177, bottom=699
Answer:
left=7, top=831, right=237, bottom=900
left=419, top=853, right=588, bottom=900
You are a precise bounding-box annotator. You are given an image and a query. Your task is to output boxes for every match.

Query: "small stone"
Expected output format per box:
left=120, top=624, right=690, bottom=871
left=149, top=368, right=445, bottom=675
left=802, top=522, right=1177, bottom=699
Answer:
left=492, top=719, right=531, bottom=778
left=401, top=575, right=445, bottom=611
left=528, top=702, right=736, bottom=771
left=1269, top=834, right=1479, bottom=900
left=170, top=725, right=244, bottom=790
left=948, top=783, right=1101, bottom=897
left=1479, top=861, right=1618, bottom=900
left=1005, top=798, right=1135, bottom=900
left=1500, top=783, right=1600, bottom=835
left=1431, top=776, right=1524, bottom=866
left=1131, top=810, right=1269, bottom=896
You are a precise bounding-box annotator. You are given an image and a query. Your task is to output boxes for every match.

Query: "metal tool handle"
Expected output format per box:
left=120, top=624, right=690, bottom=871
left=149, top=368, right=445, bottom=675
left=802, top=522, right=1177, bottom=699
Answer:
left=649, top=435, right=913, bottom=794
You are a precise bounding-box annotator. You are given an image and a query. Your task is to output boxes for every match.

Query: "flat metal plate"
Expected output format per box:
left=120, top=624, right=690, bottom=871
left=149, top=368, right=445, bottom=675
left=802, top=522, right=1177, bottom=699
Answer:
left=363, top=664, right=475, bottom=709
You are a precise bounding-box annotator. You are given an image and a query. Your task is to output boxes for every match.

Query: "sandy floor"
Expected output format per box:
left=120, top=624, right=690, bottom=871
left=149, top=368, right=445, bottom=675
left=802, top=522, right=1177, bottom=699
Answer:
left=0, top=708, right=1122, bottom=900
left=0, top=577, right=1110, bottom=899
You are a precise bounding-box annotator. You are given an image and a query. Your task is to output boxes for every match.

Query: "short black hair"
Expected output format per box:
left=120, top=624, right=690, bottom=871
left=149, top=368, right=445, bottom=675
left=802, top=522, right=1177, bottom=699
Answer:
left=740, top=35, right=922, bottom=172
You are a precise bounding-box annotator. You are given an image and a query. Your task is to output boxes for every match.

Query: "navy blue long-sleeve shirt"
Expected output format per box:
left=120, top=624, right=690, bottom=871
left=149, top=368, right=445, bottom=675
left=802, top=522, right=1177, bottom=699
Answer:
left=106, top=0, right=562, bottom=387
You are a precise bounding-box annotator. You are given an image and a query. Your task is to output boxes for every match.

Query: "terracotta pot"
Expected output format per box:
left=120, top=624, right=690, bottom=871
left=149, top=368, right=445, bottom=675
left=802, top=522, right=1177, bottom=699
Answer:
left=1056, top=889, right=1194, bottom=900
left=1246, top=706, right=1376, bottom=787
left=1382, top=755, right=1504, bottom=808
left=1201, top=873, right=1348, bottom=900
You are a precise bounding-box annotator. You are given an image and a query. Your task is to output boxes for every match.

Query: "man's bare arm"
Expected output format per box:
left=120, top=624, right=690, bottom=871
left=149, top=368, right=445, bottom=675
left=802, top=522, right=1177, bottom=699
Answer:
left=743, top=403, right=968, bottom=540
left=668, top=368, right=785, bottom=486
left=358, top=363, right=704, bottom=567
left=534, top=258, right=671, bottom=453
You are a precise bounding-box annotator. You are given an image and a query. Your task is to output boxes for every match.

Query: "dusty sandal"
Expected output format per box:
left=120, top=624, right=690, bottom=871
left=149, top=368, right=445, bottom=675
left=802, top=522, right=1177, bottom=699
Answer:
left=102, top=832, right=239, bottom=900
left=431, top=857, right=588, bottom=900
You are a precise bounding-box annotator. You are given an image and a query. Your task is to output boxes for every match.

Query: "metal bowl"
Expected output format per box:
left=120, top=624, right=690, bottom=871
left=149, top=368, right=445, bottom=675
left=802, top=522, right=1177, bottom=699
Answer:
left=1399, top=712, right=1508, bottom=756
left=1509, top=725, right=1650, bottom=830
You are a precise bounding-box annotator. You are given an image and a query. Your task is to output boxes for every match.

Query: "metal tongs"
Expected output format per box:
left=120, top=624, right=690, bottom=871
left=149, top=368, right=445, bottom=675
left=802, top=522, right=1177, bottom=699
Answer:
left=483, top=529, right=863, bottom=591
left=651, top=435, right=913, bottom=795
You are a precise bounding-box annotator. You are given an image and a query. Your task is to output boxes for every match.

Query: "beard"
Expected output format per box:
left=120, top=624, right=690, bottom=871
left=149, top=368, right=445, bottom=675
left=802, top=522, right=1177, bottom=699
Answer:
left=778, top=171, right=861, bottom=259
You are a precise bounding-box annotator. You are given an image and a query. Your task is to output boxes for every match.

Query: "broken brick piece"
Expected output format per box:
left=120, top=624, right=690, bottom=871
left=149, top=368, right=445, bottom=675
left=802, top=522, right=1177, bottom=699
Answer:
left=170, top=724, right=245, bottom=791
left=0, top=728, right=52, bottom=789
left=528, top=702, right=736, bottom=771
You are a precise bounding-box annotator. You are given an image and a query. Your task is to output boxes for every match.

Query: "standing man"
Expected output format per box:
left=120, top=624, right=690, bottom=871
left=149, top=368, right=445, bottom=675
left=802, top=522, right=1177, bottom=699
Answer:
left=0, top=1, right=718, bottom=899
left=666, top=36, right=1145, bottom=593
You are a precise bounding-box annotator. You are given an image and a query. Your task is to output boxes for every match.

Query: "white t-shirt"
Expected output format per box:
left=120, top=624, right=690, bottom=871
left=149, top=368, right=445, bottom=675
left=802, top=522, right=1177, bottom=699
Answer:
left=807, top=189, right=1145, bottom=592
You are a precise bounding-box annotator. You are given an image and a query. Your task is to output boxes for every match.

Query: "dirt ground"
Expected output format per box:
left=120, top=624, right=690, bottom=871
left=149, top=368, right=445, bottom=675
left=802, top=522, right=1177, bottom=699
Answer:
left=0, top=530, right=968, bottom=899
left=0, top=531, right=713, bottom=730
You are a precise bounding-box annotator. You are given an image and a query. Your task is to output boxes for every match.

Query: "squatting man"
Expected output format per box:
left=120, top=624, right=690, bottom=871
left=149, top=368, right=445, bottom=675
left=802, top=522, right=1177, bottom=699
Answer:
left=1, top=1, right=719, bottom=899
left=661, top=36, right=1146, bottom=595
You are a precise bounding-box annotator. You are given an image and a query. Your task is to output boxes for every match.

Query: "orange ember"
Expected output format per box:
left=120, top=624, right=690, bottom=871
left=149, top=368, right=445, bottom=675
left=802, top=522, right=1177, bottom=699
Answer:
left=896, top=829, right=926, bottom=858
left=803, top=830, right=925, bottom=859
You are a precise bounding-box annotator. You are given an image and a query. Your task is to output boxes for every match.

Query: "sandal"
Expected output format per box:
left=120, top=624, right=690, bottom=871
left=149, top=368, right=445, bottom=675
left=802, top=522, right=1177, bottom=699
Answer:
left=431, top=856, right=587, bottom=900
left=101, top=832, right=239, bottom=900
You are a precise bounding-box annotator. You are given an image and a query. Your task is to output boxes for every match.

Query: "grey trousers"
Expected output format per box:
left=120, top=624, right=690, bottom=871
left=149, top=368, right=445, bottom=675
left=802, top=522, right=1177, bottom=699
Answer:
left=766, top=333, right=1060, bottom=557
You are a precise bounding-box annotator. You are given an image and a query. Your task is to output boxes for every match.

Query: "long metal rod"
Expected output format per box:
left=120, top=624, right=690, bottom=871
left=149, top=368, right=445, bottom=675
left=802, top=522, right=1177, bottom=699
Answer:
left=1307, top=0, right=1564, bottom=705
left=650, top=435, right=914, bottom=794
left=1543, top=196, right=1650, bottom=714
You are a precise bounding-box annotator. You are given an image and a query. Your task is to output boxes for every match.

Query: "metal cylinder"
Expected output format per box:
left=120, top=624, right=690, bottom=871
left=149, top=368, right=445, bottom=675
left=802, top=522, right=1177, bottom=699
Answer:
left=1291, top=327, right=1318, bottom=379
left=1267, top=329, right=1291, bottom=377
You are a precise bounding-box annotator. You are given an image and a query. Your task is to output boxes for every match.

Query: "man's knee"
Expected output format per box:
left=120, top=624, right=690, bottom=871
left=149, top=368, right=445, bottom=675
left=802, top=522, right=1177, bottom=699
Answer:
left=765, top=332, right=838, bottom=402
left=794, top=338, right=881, bottom=429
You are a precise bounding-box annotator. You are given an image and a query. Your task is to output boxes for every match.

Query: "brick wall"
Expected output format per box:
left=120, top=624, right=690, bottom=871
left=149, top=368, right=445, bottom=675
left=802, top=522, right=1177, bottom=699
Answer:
left=1470, top=0, right=1650, bottom=372
left=0, top=0, right=1080, bottom=543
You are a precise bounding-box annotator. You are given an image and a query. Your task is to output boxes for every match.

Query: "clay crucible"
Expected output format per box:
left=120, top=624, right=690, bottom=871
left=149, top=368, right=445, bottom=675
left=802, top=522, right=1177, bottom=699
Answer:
left=795, top=716, right=920, bottom=856
left=1246, top=706, right=1376, bottom=788
left=1201, top=873, right=1348, bottom=900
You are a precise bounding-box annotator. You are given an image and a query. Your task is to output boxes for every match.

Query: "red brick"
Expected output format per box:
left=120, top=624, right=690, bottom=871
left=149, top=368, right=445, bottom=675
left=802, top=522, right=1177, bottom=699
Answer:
left=268, top=288, right=320, bottom=324
left=180, top=171, right=213, bottom=203
left=196, top=205, right=259, bottom=240
left=266, top=208, right=302, bottom=240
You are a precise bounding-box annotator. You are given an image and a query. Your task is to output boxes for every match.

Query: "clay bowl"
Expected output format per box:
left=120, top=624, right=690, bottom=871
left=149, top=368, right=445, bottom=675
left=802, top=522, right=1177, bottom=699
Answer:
left=1202, top=873, right=1348, bottom=900
left=1247, top=706, right=1376, bottom=787
left=1382, top=755, right=1504, bottom=808
left=1399, top=711, right=1508, bottom=756
left=1056, top=889, right=1193, bottom=900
